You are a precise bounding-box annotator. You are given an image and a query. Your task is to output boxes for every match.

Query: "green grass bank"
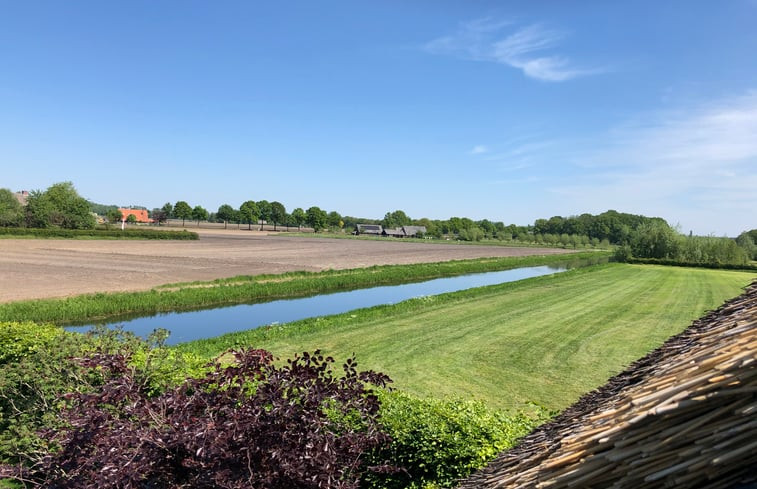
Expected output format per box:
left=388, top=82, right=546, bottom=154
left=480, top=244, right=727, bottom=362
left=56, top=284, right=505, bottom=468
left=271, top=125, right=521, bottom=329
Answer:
left=0, top=252, right=603, bottom=324
left=178, top=263, right=755, bottom=411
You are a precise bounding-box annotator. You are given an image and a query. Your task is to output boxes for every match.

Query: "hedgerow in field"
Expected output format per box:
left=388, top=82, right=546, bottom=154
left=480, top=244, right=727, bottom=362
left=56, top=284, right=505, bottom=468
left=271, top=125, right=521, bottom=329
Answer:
left=0, top=227, right=198, bottom=239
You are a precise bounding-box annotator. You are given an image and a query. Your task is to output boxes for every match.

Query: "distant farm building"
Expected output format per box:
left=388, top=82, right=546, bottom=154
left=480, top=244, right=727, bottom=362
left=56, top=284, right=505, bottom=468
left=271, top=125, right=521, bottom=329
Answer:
left=383, top=226, right=426, bottom=238
left=119, top=208, right=151, bottom=223
left=355, top=224, right=383, bottom=236
left=355, top=224, right=426, bottom=238
left=14, top=190, right=29, bottom=206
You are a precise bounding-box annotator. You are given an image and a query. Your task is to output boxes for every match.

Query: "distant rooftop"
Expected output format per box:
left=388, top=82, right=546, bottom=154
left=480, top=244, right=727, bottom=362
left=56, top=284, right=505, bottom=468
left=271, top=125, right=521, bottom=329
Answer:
left=14, top=190, right=29, bottom=206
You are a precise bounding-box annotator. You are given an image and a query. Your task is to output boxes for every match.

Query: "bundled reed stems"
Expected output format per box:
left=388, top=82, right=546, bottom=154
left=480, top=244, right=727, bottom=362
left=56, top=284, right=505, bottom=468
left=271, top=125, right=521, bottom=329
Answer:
left=460, top=281, right=756, bottom=488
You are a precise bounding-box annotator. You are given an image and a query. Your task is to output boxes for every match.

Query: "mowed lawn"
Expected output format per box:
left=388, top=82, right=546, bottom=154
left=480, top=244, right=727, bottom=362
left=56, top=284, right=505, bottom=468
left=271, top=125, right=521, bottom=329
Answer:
left=198, top=264, right=755, bottom=411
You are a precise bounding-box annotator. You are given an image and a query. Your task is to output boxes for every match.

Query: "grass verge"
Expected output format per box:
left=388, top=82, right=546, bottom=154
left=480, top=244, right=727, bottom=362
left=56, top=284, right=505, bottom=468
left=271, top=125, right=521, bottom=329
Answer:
left=177, top=263, right=755, bottom=412
left=0, top=252, right=605, bottom=324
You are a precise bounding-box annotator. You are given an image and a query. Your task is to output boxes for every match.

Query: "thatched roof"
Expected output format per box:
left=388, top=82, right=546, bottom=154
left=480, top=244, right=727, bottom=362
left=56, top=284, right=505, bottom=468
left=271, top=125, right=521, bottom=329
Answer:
left=460, top=281, right=757, bottom=489
left=402, top=225, right=427, bottom=236
left=356, top=224, right=383, bottom=234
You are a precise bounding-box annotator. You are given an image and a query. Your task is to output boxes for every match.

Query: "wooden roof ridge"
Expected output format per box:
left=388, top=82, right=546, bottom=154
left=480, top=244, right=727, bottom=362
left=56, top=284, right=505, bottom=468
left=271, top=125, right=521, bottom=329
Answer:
left=459, top=280, right=757, bottom=489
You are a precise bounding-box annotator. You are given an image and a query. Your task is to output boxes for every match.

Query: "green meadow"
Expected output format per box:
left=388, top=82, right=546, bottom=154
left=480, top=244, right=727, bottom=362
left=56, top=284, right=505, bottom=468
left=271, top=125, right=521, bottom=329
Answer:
left=179, top=263, right=755, bottom=411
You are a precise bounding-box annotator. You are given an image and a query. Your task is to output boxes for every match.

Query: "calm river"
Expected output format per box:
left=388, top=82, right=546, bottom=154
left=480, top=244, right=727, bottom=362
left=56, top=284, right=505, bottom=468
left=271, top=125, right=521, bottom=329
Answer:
left=68, top=264, right=573, bottom=345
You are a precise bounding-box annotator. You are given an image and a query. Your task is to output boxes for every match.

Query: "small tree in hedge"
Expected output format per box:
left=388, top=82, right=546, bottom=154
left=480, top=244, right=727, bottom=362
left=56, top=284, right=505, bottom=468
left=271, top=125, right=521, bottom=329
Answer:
left=105, top=208, right=123, bottom=226
left=1, top=349, right=394, bottom=488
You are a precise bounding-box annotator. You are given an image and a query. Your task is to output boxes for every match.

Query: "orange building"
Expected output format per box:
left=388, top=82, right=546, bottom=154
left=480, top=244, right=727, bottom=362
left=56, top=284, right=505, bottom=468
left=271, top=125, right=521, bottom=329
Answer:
left=119, top=208, right=151, bottom=223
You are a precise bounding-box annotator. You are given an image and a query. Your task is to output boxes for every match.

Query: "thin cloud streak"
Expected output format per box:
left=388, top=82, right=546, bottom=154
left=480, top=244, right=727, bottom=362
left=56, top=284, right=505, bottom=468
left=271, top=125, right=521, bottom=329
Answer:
left=425, top=19, right=600, bottom=82
left=555, top=91, right=757, bottom=235
left=483, top=140, right=556, bottom=161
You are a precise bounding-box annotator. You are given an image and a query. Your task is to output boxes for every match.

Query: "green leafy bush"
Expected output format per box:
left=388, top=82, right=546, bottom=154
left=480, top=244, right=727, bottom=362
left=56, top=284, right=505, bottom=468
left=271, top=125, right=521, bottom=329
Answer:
left=0, top=326, right=206, bottom=466
left=1, top=349, right=392, bottom=488
left=0, top=321, right=62, bottom=364
left=613, top=244, right=633, bottom=263
left=364, top=391, right=550, bottom=489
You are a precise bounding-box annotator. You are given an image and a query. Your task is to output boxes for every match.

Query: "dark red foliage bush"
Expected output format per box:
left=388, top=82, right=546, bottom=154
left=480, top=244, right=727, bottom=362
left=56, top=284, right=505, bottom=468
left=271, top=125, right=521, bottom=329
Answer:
left=3, top=348, right=393, bottom=488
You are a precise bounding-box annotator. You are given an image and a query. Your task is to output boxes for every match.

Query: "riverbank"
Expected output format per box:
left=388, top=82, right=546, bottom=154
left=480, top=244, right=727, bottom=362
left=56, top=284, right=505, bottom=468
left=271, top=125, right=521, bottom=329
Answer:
left=0, top=252, right=605, bottom=324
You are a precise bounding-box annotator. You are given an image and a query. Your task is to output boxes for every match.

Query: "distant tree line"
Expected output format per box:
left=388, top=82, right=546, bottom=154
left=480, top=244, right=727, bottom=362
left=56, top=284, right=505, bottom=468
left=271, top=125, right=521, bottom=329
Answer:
left=2, top=183, right=754, bottom=265
left=614, top=221, right=755, bottom=266
left=153, top=200, right=331, bottom=232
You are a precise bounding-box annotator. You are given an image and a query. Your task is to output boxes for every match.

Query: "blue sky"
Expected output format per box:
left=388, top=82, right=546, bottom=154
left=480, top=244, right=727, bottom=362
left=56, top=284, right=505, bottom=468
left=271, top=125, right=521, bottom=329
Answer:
left=1, top=1, right=755, bottom=235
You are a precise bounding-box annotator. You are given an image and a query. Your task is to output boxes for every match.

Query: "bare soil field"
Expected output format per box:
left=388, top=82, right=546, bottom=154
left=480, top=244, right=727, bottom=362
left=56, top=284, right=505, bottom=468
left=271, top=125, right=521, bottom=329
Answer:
left=0, top=229, right=574, bottom=303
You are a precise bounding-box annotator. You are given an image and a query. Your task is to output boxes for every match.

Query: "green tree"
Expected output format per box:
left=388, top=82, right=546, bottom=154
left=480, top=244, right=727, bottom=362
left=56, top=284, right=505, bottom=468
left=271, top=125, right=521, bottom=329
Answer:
left=150, top=208, right=167, bottom=226
left=173, top=201, right=192, bottom=227
left=216, top=204, right=235, bottom=229
left=106, top=208, right=123, bottom=226
left=327, top=211, right=343, bottom=229
left=24, top=182, right=95, bottom=229
left=382, top=210, right=411, bottom=228
left=257, top=200, right=271, bottom=231
left=477, top=219, right=495, bottom=238
left=736, top=231, right=757, bottom=260
left=24, top=190, right=51, bottom=228
left=269, top=201, right=286, bottom=231
left=0, top=189, right=24, bottom=227
left=87, top=202, right=118, bottom=217
left=192, top=205, right=208, bottom=227
left=47, top=182, right=96, bottom=229
left=630, top=221, right=680, bottom=259
left=290, top=207, right=306, bottom=230
left=458, top=227, right=484, bottom=242
left=126, top=214, right=137, bottom=224
left=161, top=202, right=174, bottom=219
left=306, top=206, right=327, bottom=232
left=239, top=200, right=259, bottom=230
left=414, top=218, right=438, bottom=239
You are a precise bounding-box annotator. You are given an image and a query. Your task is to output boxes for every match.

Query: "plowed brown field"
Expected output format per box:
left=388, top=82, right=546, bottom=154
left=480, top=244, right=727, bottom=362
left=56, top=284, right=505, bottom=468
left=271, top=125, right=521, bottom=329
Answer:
left=0, top=230, right=573, bottom=303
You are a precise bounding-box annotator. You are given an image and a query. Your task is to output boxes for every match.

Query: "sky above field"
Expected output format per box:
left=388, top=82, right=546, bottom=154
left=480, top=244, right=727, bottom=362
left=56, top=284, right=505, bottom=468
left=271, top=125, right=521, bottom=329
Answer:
left=1, top=1, right=755, bottom=235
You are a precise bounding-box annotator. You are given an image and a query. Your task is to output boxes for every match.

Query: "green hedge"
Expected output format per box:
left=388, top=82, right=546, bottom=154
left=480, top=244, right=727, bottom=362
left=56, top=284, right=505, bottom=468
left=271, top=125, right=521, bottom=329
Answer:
left=364, top=390, right=550, bottom=489
left=624, top=257, right=757, bottom=271
left=0, top=227, right=198, bottom=240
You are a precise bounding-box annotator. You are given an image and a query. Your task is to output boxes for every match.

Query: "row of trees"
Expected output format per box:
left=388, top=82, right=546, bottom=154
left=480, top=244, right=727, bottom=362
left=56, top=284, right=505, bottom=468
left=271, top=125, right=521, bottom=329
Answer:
left=616, top=221, right=756, bottom=266
left=154, top=200, right=336, bottom=232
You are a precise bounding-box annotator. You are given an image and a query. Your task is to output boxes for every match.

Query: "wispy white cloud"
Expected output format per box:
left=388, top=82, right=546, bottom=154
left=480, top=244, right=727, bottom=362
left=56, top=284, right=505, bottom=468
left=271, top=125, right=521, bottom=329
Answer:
left=484, top=139, right=555, bottom=162
left=424, top=18, right=600, bottom=82
left=470, top=145, right=488, bottom=154
left=554, top=91, right=757, bottom=235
